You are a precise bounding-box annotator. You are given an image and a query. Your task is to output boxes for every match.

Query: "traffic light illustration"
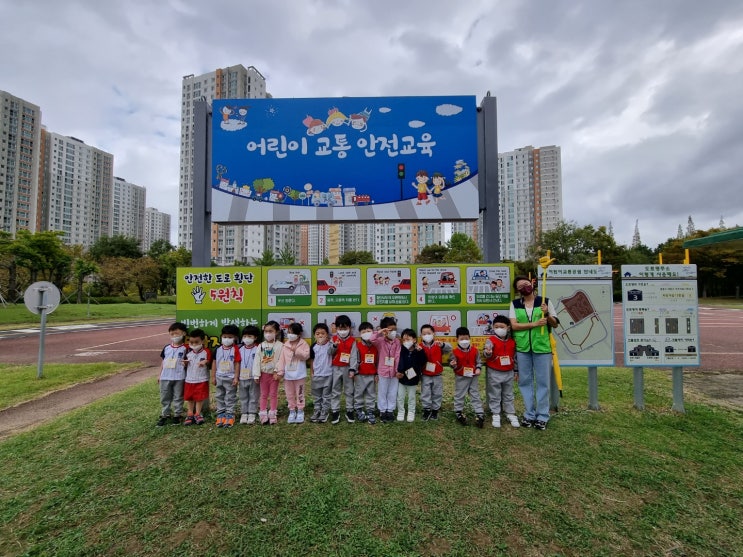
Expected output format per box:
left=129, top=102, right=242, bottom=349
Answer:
left=397, top=163, right=405, bottom=179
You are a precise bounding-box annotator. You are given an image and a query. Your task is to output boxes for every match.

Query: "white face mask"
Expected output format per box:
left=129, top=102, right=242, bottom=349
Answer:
left=386, top=330, right=397, bottom=339
left=263, top=332, right=276, bottom=342
left=189, top=343, right=202, bottom=350
left=360, top=332, right=373, bottom=341
left=493, top=328, right=508, bottom=339
left=171, top=335, right=184, bottom=344
left=287, top=333, right=299, bottom=342
left=458, top=339, right=471, bottom=349
left=337, top=329, right=350, bottom=338
left=403, top=340, right=415, bottom=350
left=242, top=337, right=255, bottom=346
left=422, top=334, right=434, bottom=343
left=221, top=337, right=234, bottom=347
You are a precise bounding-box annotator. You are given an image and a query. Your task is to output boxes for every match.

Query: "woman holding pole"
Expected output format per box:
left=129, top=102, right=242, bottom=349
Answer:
left=509, top=275, right=559, bottom=430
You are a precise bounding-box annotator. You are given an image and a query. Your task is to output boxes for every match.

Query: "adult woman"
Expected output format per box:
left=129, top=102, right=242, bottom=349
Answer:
left=509, top=276, right=559, bottom=430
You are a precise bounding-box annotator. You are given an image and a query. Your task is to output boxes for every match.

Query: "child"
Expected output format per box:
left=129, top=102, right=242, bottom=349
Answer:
left=183, top=328, right=212, bottom=426
left=253, top=320, right=284, bottom=425
left=449, top=326, right=485, bottom=428
left=354, top=322, right=379, bottom=424
left=211, top=324, right=241, bottom=428
left=276, top=322, right=311, bottom=424
left=371, top=316, right=401, bottom=423
left=309, top=323, right=333, bottom=423
left=396, top=328, right=426, bottom=422
left=156, top=322, right=189, bottom=426
left=482, top=315, right=520, bottom=428
left=419, top=324, right=452, bottom=421
left=329, top=315, right=358, bottom=425
left=238, top=325, right=261, bottom=424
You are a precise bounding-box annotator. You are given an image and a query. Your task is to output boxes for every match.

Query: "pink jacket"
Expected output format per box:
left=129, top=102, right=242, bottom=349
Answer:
left=276, top=338, right=311, bottom=380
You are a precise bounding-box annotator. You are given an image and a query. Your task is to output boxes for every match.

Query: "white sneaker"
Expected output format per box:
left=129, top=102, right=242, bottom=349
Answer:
left=295, top=409, right=305, bottom=424
left=240, top=414, right=249, bottom=425
left=406, top=412, right=415, bottom=422
left=492, top=415, right=501, bottom=428
left=247, top=414, right=256, bottom=425
left=287, top=409, right=297, bottom=424
left=507, top=414, right=520, bottom=428
left=396, top=412, right=405, bottom=421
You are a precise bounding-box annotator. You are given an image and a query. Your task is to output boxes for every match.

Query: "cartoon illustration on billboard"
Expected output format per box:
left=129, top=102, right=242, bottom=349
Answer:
left=416, top=267, right=461, bottom=305
left=465, top=266, right=511, bottom=305
left=266, top=268, right=312, bottom=307
left=366, top=268, right=412, bottom=305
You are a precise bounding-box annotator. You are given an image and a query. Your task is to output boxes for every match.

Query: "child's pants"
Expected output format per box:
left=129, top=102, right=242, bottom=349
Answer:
left=377, top=376, right=399, bottom=413
left=330, top=365, right=354, bottom=412
left=159, top=379, right=184, bottom=418
left=284, top=378, right=306, bottom=410
left=259, top=373, right=279, bottom=412
left=486, top=369, right=516, bottom=415
left=238, top=378, right=260, bottom=416
left=420, top=374, right=443, bottom=410
left=311, top=375, right=332, bottom=414
left=214, top=377, right=237, bottom=416
left=396, top=383, right=417, bottom=414
left=453, top=375, right=484, bottom=414
left=354, top=375, right=376, bottom=412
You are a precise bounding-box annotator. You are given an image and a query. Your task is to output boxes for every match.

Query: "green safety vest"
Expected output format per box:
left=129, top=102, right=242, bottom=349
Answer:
left=512, top=296, right=552, bottom=354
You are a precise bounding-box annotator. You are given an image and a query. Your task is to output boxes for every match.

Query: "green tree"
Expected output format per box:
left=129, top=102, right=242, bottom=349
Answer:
left=88, top=235, right=142, bottom=261
left=10, top=230, right=71, bottom=289
left=443, top=233, right=482, bottom=263
left=158, top=247, right=191, bottom=294
left=276, top=245, right=296, bottom=265
left=252, top=249, right=276, bottom=266
left=415, top=244, right=448, bottom=264
left=72, top=258, right=99, bottom=304
left=129, top=257, right=161, bottom=301
left=147, top=239, right=174, bottom=260
left=97, top=257, right=133, bottom=296
left=339, top=250, right=377, bottom=265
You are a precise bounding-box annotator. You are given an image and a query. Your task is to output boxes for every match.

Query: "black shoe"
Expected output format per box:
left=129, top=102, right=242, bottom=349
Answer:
left=367, top=412, right=376, bottom=425
left=456, top=411, right=468, bottom=426
left=171, top=416, right=182, bottom=425
left=422, top=408, right=432, bottom=421
left=521, top=417, right=535, bottom=428
left=331, top=411, right=341, bottom=425
left=534, top=420, right=547, bottom=431
left=156, top=416, right=169, bottom=427
left=430, top=409, right=439, bottom=421
left=381, top=411, right=392, bottom=423
left=345, top=410, right=355, bottom=423
left=475, top=414, right=485, bottom=429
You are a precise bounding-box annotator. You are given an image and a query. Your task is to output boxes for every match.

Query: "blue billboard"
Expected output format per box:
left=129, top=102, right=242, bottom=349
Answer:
left=210, top=96, right=479, bottom=224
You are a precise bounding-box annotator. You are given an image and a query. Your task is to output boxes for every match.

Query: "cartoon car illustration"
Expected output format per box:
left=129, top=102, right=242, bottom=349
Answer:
left=269, top=281, right=296, bottom=294
left=316, top=279, right=336, bottom=295
left=391, top=279, right=411, bottom=294
left=429, top=315, right=451, bottom=335
left=471, top=269, right=490, bottom=283
left=476, top=313, right=490, bottom=326
left=438, top=272, right=456, bottom=287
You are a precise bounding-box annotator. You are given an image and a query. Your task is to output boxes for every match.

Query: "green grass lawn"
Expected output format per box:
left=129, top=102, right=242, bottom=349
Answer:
left=0, top=362, right=144, bottom=409
left=1, top=368, right=741, bottom=556
left=0, top=302, right=174, bottom=329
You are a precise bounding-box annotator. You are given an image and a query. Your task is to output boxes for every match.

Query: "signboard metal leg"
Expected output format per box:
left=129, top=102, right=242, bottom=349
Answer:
left=550, top=365, right=559, bottom=411
left=37, top=290, right=48, bottom=379
left=588, top=366, right=599, bottom=410
left=672, top=366, right=685, bottom=413
left=633, top=367, right=645, bottom=410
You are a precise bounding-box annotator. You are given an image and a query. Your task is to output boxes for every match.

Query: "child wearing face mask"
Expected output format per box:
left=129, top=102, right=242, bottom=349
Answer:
left=482, top=315, right=519, bottom=428
left=276, top=322, right=311, bottom=424
left=183, top=328, right=212, bottom=426
left=370, top=316, right=401, bottom=423
left=396, top=329, right=427, bottom=422
left=238, top=325, right=261, bottom=425
left=329, top=315, right=358, bottom=425
left=211, top=324, right=242, bottom=428
left=449, top=326, right=485, bottom=428
left=309, top=323, right=333, bottom=423
left=354, top=322, right=379, bottom=424
left=156, top=322, right=189, bottom=426
left=419, top=324, right=452, bottom=421
left=253, top=321, right=284, bottom=425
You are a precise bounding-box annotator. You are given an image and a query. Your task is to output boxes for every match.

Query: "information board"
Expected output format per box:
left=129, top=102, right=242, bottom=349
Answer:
left=621, top=264, right=700, bottom=367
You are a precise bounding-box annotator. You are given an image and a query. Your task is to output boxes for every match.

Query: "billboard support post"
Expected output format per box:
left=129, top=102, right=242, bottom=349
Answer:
left=477, top=94, right=500, bottom=263
left=633, top=367, right=645, bottom=410
left=192, top=99, right=212, bottom=267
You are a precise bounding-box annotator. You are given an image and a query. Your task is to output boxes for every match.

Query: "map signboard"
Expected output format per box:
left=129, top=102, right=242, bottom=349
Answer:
left=546, top=265, right=615, bottom=367
left=210, top=96, right=478, bottom=224
left=621, top=264, right=700, bottom=367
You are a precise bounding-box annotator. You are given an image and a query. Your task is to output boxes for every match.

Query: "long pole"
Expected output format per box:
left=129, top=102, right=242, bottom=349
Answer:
left=36, top=288, right=48, bottom=379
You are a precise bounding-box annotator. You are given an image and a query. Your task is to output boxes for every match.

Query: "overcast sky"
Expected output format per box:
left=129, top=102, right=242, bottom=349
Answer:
left=2, top=0, right=741, bottom=251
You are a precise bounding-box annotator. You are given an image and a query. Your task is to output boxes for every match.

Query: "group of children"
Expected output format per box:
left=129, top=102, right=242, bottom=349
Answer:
left=157, top=314, right=522, bottom=429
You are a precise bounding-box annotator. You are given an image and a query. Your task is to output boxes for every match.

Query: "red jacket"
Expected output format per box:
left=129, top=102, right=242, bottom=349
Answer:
left=356, top=341, right=378, bottom=375
left=483, top=336, right=516, bottom=372
left=420, top=342, right=444, bottom=376
left=451, top=346, right=480, bottom=377
left=331, top=335, right=356, bottom=368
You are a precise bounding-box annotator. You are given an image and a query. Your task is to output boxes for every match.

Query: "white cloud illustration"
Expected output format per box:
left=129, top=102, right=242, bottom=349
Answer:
left=408, top=120, right=425, bottom=128
left=379, top=107, right=391, bottom=113
left=436, top=104, right=463, bottom=116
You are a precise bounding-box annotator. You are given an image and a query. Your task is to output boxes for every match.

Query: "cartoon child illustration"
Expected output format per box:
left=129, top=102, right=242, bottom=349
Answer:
left=349, top=108, right=371, bottom=131
left=413, top=170, right=430, bottom=205
left=421, top=276, right=429, bottom=293
left=430, top=172, right=445, bottom=204
left=237, top=106, right=249, bottom=122
left=303, top=115, right=326, bottom=136
left=221, top=105, right=234, bottom=122
left=326, top=107, right=348, bottom=127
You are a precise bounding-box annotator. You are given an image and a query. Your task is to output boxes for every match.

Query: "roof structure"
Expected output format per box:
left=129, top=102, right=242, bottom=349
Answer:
left=683, top=227, right=743, bottom=250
